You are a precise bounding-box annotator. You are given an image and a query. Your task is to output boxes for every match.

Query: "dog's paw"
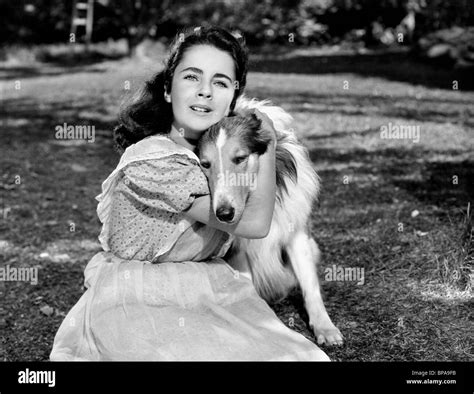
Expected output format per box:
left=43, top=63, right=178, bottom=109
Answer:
left=311, top=323, right=344, bottom=346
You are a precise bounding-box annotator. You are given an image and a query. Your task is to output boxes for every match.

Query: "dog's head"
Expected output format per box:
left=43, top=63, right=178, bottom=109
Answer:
left=197, top=114, right=274, bottom=223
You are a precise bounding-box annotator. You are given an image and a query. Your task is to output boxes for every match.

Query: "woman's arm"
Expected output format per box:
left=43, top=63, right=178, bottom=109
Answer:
left=183, top=139, right=277, bottom=239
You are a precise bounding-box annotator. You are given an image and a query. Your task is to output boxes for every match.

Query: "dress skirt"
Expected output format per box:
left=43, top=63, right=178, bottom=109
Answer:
left=50, top=252, right=330, bottom=361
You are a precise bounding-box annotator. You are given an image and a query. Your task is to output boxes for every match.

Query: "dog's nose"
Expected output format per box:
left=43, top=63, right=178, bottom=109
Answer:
left=216, top=206, right=235, bottom=222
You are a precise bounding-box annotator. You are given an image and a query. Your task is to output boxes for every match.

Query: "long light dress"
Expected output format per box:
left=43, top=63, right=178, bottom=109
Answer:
left=49, top=135, right=330, bottom=361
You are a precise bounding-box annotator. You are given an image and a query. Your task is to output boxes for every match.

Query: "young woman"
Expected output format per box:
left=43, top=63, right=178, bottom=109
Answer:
left=50, top=26, right=330, bottom=361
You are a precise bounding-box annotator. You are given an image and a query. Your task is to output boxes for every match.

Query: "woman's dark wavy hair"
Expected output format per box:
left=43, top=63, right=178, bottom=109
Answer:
left=113, top=26, right=249, bottom=153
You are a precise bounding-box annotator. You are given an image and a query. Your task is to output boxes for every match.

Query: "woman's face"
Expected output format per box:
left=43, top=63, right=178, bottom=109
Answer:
left=169, top=44, right=236, bottom=139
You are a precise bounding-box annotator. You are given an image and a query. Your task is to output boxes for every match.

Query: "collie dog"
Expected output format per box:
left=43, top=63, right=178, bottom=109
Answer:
left=196, top=96, right=343, bottom=346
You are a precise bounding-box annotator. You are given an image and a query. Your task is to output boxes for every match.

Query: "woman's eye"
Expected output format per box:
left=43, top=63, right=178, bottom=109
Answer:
left=184, top=75, right=227, bottom=88
left=201, top=162, right=211, bottom=169
left=214, top=80, right=228, bottom=88
left=234, top=156, right=248, bottom=165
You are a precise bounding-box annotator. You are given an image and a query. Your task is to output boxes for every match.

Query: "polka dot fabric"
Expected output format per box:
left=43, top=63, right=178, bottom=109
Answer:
left=107, top=154, right=210, bottom=261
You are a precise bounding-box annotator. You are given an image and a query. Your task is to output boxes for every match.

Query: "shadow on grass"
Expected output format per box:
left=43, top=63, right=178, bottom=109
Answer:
left=251, top=51, right=474, bottom=91
left=308, top=146, right=473, bottom=210
left=38, top=48, right=127, bottom=66
left=392, top=160, right=474, bottom=208
left=245, top=90, right=474, bottom=128
left=0, top=97, right=117, bottom=143
left=0, top=65, right=107, bottom=81
left=0, top=49, right=127, bottom=80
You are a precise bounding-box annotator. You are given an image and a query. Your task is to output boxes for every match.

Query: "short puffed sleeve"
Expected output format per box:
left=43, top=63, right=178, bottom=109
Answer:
left=120, top=154, right=209, bottom=213
left=106, top=154, right=210, bottom=261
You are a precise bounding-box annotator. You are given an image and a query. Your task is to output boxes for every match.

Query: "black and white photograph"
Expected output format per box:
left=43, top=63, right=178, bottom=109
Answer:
left=0, top=0, right=472, bottom=390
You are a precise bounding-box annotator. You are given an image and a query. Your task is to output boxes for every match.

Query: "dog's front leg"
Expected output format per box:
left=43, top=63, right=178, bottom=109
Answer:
left=287, top=231, right=343, bottom=346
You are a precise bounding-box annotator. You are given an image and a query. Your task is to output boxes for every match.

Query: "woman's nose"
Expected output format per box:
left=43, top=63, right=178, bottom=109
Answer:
left=197, top=82, right=212, bottom=100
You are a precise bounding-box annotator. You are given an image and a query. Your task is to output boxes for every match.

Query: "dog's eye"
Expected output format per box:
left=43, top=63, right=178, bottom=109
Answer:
left=200, top=161, right=211, bottom=169
left=233, top=156, right=248, bottom=165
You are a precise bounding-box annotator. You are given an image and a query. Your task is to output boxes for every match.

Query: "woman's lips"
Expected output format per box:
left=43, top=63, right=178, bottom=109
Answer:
left=190, top=105, right=212, bottom=115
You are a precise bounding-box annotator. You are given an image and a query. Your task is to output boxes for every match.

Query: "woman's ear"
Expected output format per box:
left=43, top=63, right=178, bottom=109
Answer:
left=164, top=86, right=171, bottom=103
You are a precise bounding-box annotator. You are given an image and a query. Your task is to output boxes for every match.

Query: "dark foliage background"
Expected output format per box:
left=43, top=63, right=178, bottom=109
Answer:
left=1, top=0, right=473, bottom=47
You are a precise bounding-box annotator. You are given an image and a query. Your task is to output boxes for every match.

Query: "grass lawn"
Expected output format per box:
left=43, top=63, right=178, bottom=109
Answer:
left=0, top=48, right=472, bottom=361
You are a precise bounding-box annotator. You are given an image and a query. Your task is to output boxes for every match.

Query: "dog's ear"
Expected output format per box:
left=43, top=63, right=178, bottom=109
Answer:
left=247, top=113, right=273, bottom=155
left=254, top=108, right=278, bottom=138
left=248, top=113, right=262, bottom=131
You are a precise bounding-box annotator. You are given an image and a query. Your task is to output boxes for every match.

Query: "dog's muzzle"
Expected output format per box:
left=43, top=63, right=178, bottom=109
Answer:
left=216, top=205, right=235, bottom=223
